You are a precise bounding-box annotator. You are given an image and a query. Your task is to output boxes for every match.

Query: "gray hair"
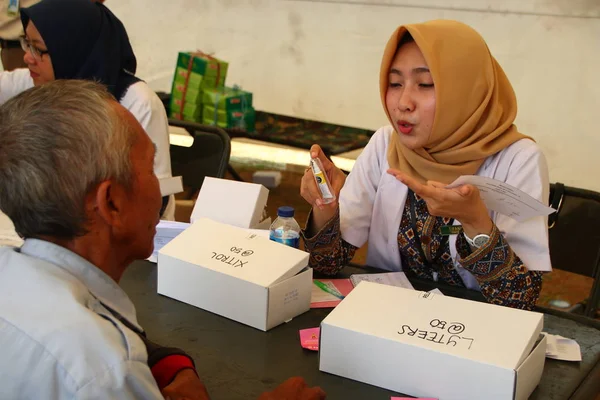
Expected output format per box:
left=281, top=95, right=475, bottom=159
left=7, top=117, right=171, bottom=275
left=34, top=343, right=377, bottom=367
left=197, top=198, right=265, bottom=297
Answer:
left=0, top=80, right=136, bottom=239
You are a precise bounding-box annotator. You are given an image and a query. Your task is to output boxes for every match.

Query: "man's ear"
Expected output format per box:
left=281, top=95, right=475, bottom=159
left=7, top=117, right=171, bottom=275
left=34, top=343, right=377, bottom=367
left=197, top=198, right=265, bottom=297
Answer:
left=93, top=180, right=127, bottom=229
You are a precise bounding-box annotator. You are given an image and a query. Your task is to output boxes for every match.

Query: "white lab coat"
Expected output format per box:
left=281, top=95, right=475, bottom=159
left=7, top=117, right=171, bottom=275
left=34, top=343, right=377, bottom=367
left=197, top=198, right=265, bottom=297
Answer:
left=339, top=126, right=552, bottom=290
left=0, top=69, right=175, bottom=220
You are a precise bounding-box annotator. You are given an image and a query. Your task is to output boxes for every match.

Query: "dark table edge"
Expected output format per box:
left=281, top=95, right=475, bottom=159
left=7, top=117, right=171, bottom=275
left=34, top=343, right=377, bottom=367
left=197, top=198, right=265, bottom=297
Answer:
left=535, top=306, right=600, bottom=331
left=570, top=358, right=600, bottom=400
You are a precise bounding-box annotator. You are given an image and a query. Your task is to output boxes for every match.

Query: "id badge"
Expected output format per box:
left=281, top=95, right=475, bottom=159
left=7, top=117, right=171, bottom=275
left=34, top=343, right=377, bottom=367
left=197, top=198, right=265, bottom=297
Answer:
left=7, top=0, right=19, bottom=17
left=440, top=225, right=462, bottom=236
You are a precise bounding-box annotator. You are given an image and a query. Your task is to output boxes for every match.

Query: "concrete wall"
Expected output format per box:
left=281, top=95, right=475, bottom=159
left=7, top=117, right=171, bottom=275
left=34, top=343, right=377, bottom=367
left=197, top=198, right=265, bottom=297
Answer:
left=110, top=0, right=600, bottom=189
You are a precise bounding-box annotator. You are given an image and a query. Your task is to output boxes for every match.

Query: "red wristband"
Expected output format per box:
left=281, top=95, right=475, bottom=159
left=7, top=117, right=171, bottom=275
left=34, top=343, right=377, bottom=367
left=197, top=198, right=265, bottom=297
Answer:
left=150, top=354, right=196, bottom=389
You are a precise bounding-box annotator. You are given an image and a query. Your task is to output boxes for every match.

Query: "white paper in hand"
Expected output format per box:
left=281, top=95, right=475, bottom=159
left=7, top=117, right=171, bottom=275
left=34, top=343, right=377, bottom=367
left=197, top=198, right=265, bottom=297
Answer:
left=446, top=175, right=555, bottom=222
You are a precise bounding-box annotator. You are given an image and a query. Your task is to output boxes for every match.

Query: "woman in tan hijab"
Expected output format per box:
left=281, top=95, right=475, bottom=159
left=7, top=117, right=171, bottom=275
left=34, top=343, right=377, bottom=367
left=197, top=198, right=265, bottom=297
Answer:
left=300, top=20, right=551, bottom=310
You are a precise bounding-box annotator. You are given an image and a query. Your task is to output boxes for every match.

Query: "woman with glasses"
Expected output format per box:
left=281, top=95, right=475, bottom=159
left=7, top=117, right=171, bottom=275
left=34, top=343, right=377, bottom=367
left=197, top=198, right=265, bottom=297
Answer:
left=0, top=0, right=175, bottom=220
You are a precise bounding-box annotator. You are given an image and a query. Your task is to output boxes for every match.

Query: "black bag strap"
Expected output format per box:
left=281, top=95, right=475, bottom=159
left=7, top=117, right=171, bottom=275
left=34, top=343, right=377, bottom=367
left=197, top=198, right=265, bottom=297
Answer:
left=548, top=182, right=565, bottom=229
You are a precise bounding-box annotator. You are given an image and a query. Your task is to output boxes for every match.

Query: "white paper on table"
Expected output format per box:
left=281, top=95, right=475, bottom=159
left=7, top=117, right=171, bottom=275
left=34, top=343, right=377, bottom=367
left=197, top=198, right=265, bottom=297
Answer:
left=543, top=333, right=582, bottom=362
left=428, top=288, right=445, bottom=296
left=446, top=175, right=556, bottom=222
left=0, top=212, right=23, bottom=247
left=148, top=221, right=190, bottom=263
left=350, top=271, right=414, bottom=290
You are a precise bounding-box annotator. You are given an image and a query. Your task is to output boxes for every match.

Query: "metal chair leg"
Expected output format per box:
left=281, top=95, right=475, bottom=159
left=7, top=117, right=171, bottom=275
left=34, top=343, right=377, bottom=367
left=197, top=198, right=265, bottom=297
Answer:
left=227, top=164, right=244, bottom=182
left=585, top=274, right=600, bottom=318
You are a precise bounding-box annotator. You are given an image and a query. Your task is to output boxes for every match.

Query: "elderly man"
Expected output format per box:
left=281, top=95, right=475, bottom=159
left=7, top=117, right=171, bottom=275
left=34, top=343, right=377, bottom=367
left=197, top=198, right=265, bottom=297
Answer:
left=0, top=80, right=325, bottom=400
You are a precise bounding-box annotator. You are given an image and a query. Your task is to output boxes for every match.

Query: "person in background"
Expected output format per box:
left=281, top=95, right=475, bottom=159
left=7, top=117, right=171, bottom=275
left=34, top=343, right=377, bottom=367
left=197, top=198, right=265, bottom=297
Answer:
left=0, top=80, right=326, bottom=400
left=0, top=0, right=176, bottom=219
left=300, top=20, right=551, bottom=310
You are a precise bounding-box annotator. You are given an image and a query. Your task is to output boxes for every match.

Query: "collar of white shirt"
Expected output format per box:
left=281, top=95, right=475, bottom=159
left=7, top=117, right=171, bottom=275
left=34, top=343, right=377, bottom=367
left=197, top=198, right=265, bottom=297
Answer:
left=19, top=238, right=143, bottom=332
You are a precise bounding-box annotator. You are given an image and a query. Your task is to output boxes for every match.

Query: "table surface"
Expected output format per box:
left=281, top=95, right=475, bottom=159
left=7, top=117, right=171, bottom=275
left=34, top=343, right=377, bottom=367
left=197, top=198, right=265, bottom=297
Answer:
left=120, top=262, right=600, bottom=400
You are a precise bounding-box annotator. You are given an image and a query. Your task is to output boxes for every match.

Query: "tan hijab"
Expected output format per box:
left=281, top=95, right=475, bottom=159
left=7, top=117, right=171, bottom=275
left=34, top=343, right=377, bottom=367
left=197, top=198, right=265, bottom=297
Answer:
left=381, top=20, right=530, bottom=184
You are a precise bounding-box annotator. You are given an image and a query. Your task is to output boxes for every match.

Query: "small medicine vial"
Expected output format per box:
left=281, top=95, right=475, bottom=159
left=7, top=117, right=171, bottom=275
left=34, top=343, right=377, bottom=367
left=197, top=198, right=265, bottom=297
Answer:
left=310, top=158, right=336, bottom=204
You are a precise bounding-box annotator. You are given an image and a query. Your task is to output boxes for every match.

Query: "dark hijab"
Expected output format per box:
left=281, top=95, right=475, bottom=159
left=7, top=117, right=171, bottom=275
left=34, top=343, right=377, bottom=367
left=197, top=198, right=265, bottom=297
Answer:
left=21, top=0, right=140, bottom=100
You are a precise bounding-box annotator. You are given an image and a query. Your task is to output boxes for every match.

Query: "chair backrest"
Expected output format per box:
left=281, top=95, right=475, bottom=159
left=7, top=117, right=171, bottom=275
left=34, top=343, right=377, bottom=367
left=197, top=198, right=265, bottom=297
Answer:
left=548, top=183, right=600, bottom=317
left=548, top=183, right=600, bottom=278
left=168, top=119, right=231, bottom=198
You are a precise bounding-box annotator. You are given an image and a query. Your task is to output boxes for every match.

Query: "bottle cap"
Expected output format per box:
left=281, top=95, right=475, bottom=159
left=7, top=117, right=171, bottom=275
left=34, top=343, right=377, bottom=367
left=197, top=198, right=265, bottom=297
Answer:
left=277, top=206, right=295, bottom=218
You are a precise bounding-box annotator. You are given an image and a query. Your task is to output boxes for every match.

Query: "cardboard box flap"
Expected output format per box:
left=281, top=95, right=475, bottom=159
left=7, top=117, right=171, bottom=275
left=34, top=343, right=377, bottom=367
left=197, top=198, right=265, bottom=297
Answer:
left=191, top=177, right=268, bottom=229
left=322, top=282, right=543, bottom=370
left=159, top=218, right=309, bottom=287
left=514, top=334, right=546, bottom=400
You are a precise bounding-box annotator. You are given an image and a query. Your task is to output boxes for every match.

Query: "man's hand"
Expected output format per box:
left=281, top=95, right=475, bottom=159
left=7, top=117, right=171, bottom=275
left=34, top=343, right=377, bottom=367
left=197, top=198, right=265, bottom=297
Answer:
left=162, top=369, right=210, bottom=400
left=258, top=377, right=326, bottom=400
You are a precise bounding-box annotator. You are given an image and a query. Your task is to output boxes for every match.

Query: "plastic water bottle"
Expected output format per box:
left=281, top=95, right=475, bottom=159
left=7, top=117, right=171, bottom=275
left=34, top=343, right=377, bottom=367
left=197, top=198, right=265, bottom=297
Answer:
left=269, top=206, right=301, bottom=248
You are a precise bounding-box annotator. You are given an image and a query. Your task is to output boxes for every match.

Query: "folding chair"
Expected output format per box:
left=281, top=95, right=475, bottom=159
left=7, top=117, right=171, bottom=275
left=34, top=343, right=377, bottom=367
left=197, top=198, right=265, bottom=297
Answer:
left=548, top=183, right=600, bottom=317
left=168, top=119, right=231, bottom=199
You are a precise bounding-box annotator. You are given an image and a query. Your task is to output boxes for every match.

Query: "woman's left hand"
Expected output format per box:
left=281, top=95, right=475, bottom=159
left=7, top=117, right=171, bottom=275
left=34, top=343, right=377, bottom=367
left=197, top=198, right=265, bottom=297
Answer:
left=387, top=169, right=493, bottom=238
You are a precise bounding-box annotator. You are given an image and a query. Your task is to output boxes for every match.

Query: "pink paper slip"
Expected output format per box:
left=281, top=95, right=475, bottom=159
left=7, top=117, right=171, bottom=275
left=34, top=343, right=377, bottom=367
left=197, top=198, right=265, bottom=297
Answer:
left=391, top=398, right=438, bottom=400
left=299, top=327, right=320, bottom=351
left=310, top=278, right=354, bottom=308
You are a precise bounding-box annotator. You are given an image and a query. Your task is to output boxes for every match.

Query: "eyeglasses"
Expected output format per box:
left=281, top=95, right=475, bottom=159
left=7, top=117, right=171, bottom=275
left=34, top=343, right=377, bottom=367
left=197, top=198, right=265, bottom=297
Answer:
left=19, top=36, right=49, bottom=61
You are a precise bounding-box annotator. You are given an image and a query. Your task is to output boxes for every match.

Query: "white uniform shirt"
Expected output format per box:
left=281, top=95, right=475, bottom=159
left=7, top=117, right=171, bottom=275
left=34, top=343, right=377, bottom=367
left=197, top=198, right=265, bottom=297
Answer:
left=339, top=126, right=552, bottom=289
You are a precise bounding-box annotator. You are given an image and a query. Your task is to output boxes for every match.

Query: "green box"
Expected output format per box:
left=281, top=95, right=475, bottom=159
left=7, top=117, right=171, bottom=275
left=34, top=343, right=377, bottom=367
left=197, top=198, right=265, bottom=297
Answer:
left=173, top=51, right=228, bottom=92
left=175, top=52, right=229, bottom=79
left=171, top=86, right=202, bottom=105
left=173, top=66, right=226, bottom=90
left=171, top=112, right=200, bottom=123
left=202, top=104, right=255, bottom=132
left=170, top=97, right=202, bottom=121
left=202, top=86, right=253, bottom=112
left=170, top=109, right=201, bottom=123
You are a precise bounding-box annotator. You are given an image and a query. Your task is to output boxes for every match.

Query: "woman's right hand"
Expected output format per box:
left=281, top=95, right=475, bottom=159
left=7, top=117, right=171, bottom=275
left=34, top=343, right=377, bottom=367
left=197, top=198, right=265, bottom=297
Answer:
left=300, top=145, right=346, bottom=233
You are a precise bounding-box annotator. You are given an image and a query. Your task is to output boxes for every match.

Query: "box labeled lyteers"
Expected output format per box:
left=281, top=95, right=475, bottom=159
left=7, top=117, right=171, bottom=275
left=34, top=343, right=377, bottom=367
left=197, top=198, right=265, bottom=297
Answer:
left=190, top=177, right=269, bottom=229
left=319, top=282, right=545, bottom=400
left=157, top=218, right=312, bottom=331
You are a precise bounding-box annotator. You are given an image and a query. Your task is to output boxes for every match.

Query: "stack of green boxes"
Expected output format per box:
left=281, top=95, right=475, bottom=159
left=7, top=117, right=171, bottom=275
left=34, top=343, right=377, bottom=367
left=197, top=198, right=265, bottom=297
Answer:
left=169, top=51, right=256, bottom=132
left=170, top=52, right=228, bottom=122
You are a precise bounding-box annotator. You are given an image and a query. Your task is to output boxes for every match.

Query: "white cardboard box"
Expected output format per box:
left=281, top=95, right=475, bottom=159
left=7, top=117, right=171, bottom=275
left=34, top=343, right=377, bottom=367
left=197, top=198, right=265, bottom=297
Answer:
left=148, top=223, right=270, bottom=264
left=252, top=170, right=282, bottom=189
left=158, top=218, right=312, bottom=331
left=319, top=282, right=546, bottom=400
left=159, top=176, right=184, bottom=197
left=190, top=177, right=269, bottom=228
